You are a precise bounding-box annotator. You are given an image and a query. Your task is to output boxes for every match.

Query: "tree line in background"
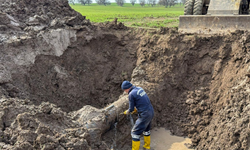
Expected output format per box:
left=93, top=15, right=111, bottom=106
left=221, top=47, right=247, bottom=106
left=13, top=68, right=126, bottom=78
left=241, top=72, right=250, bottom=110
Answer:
left=69, top=0, right=186, bottom=7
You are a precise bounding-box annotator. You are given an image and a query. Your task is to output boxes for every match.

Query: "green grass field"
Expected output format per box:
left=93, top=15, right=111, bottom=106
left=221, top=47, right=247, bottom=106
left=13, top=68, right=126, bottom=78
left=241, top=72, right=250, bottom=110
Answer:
left=70, top=3, right=184, bottom=28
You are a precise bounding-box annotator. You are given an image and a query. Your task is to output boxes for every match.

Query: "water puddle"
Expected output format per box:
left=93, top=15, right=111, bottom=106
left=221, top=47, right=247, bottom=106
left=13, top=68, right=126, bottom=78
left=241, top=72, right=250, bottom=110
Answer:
left=140, top=127, right=194, bottom=150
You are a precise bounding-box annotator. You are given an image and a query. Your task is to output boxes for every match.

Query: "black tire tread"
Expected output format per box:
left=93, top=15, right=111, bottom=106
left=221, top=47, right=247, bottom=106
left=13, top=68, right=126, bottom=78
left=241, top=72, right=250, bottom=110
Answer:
left=184, top=0, right=195, bottom=15
left=193, top=0, right=203, bottom=15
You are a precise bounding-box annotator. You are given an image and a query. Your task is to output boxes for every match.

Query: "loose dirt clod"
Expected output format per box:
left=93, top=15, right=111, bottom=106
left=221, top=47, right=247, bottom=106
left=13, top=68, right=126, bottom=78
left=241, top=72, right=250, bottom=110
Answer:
left=1, top=0, right=250, bottom=149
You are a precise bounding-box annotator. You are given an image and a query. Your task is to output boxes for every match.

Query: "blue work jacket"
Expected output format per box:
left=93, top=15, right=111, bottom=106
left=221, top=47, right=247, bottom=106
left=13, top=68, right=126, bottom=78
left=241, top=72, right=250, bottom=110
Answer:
left=128, top=86, right=154, bottom=114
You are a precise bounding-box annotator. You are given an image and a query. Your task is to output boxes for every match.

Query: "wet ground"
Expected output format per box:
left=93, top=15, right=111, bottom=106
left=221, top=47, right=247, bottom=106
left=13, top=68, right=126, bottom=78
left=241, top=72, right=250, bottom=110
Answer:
left=140, top=127, right=193, bottom=150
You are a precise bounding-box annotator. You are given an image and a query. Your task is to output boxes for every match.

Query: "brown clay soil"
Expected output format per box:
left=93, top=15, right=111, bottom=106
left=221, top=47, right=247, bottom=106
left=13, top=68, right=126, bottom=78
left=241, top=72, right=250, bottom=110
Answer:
left=1, top=0, right=250, bottom=150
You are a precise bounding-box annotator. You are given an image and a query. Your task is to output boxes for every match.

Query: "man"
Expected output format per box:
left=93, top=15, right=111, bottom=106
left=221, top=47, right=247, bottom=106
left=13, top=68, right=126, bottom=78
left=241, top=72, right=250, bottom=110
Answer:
left=121, top=80, right=154, bottom=150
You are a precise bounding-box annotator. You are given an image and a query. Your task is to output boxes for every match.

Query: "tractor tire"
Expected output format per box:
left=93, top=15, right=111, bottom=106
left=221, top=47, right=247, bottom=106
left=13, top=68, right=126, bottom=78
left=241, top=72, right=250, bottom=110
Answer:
left=184, top=0, right=195, bottom=15
left=193, top=0, right=203, bottom=15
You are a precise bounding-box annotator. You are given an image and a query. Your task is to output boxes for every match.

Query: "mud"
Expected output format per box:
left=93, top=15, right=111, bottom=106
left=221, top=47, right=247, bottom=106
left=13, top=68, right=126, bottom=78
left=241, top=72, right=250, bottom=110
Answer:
left=150, top=127, right=193, bottom=150
left=1, top=0, right=250, bottom=149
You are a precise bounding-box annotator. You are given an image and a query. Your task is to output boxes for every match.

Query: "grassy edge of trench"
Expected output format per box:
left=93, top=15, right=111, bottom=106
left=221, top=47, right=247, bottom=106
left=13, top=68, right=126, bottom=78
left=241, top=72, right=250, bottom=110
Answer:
left=70, top=3, right=184, bottom=28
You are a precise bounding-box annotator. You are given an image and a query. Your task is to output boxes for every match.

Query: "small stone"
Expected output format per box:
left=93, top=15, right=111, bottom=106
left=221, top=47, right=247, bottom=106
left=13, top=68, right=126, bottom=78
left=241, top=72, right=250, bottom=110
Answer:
left=184, top=143, right=194, bottom=149
left=200, top=100, right=207, bottom=106
left=186, top=99, right=194, bottom=105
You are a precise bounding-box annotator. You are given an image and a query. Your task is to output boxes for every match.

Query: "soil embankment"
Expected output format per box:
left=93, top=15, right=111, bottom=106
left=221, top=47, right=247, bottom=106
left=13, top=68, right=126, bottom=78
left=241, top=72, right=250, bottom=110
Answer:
left=1, top=0, right=250, bottom=150
left=104, top=29, right=250, bottom=150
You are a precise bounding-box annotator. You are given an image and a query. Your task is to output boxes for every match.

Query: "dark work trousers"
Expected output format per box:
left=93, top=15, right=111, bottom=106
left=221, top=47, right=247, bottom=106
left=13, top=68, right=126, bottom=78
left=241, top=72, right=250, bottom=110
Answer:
left=131, top=107, right=154, bottom=141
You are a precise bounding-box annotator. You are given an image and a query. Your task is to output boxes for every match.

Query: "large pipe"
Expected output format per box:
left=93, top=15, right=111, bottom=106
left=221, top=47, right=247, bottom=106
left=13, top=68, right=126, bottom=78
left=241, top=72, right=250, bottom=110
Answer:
left=73, top=95, right=129, bottom=140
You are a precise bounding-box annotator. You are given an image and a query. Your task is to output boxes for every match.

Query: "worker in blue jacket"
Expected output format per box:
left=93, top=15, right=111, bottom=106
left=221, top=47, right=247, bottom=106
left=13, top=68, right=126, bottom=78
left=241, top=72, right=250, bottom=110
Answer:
left=121, top=80, right=154, bottom=150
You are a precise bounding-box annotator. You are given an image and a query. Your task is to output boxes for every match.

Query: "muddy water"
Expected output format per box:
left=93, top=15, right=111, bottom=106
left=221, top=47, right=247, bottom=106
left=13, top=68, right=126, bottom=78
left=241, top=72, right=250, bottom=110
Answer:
left=140, top=127, right=193, bottom=150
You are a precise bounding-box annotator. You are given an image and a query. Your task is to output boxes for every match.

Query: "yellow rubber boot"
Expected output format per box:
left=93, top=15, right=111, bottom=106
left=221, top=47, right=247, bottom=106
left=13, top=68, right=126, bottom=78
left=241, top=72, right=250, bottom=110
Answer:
left=143, top=136, right=150, bottom=149
left=132, top=140, right=140, bottom=150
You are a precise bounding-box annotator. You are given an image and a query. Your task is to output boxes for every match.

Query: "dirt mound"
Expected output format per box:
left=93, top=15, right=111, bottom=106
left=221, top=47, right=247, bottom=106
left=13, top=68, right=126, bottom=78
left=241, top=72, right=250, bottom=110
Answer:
left=0, top=0, right=89, bottom=32
left=97, top=18, right=127, bottom=30
left=0, top=97, right=93, bottom=150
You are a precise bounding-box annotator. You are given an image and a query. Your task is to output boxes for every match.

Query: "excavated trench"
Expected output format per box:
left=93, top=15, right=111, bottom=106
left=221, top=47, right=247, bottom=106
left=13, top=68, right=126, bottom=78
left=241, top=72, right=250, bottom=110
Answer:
left=26, top=29, right=137, bottom=112
left=1, top=0, right=250, bottom=150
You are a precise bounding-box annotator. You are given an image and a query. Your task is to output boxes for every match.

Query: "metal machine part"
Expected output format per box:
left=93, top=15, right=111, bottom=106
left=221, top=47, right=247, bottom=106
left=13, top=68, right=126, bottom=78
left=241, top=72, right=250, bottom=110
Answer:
left=179, top=0, right=250, bottom=34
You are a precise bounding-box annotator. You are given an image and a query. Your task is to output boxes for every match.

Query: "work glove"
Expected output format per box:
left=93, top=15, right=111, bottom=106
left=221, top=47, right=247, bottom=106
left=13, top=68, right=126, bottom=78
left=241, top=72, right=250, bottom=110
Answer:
left=123, top=108, right=137, bottom=115
left=131, top=108, right=137, bottom=114
left=123, top=110, right=130, bottom=115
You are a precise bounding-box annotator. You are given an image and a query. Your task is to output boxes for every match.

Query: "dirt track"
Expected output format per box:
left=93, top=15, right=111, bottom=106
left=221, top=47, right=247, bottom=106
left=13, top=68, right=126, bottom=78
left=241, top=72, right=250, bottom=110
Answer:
left=1, top=0, right=250, bottom=150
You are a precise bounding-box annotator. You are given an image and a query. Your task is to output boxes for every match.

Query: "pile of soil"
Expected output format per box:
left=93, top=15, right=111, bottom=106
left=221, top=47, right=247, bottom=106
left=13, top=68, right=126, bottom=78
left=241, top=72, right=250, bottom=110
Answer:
left=0, top=97, right=92, bottom=150
left=0, top=0, right=89, bottom=32
left=1, top=0, right=250, bottom=149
